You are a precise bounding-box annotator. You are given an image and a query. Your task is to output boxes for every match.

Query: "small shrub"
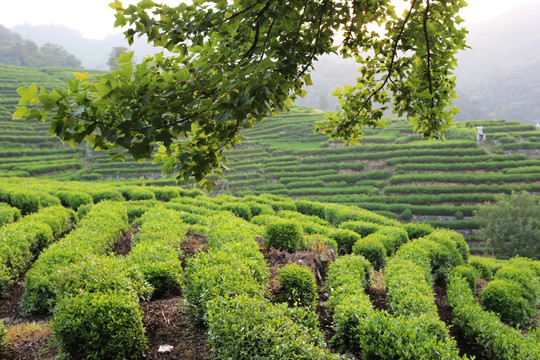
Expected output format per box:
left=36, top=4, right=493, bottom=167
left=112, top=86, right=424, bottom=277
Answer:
left=221, top=202, right=252, bottom=221
left=278, top=263, right=318, bottom=308
left=352, top=237, right=386, bottom=270
left=8, top=191, right=40, bottom=215
left=119, top=187, right=156, bottom=201
left=481, top=279, right=536, bottom=327
left=53, top=291, right=147, bottom=359
left=56, top=191, right=93, bottom=210
left=470, top=258, right=494, bottom=281
left=152, top=187, right=180, bottom=201
left=404, top=222, right=434, bottom=239
left=340, top=220, right=379, bottom=237
left=450, top=265, right=476, bottom=292
left=91, top=189, right=124, bottom=203
left=265, top=219, right=303, bottom=252
left=401, top=208, right=413, bottom=221
left=329, top=228, right=360, bottom=255
left=454, top=210, right=464, bottom=220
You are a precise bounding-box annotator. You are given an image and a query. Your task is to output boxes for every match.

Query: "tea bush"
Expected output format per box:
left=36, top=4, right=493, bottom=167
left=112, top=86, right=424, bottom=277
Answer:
left=90, top=189, right=125, bottom=202
left=352, top=237, right=386, bottom=270
left=151, top=186, right=180, bottom=201
left=0, top=202, right=20, bottom=227
left=404, top=222, right=434, bottom=239
left=481, top=279, right=536, bottom=327
left=448, top=275, right=539, bottom=359
left=4, top=190, right=40, bottom=214
left=278, top=263, right=318, bottom=308
left=53, top=291, right=147, bottom=360
left=119, top=186, right=156, bottom=201
left=206, top=295, right=341, bottom=360
left=450, top=265, right=476, bottom=292
left=221, top=202, right=252, bottom=221
left=265, top=219, right=303, bottom=252
left=339, top=220, right=380, bottom=237
left=329, top=228, right=360, bottom=255
left=56, top=190, right=93, bottom=210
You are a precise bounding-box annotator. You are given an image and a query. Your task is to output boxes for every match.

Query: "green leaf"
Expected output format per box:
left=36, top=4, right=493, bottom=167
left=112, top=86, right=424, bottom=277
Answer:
left=12, top=106, right=29, bottom=120
left=17, top=84, right=38, bottom=105
left=331, top=87, right=342, bottom=97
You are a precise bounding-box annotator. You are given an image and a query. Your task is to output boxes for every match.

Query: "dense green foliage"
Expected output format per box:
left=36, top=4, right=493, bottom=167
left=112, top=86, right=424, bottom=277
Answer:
left=15, top=0, right=467, bottom=184
left=53, top=291, right=147, bottom=360
left=278, top=263, right=318, bottom=308
left=265, top=219, right=303, bottom=252
left=475, top=191, right=540, bottom=259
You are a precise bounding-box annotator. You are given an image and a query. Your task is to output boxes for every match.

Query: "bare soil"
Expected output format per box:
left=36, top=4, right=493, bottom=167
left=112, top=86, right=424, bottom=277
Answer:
left=113, top=225, right=139, bottom=256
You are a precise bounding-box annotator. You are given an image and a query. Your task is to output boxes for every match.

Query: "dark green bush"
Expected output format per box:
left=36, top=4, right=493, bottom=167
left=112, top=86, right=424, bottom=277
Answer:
left=8, top=191, right=40, bottom=215
left=352, top=237, right=386, bottom=270
left=221, top=202, right=252, bottom=221
left=265, top=219, right=303, bottom=252
left=454, top=210, right=464, bottom=220
left=295, top=199, right=326, bottom=219
left=56, top=191, right=93, bottom=210
left=470, top=258, right=494, bottom=281
left=151, top=187, right=180, bottom=201
left=206, top=295, right=340, bottom=360
left=400, top=207, right=413, bottom=221
left=245, top=201, right=275, bottom=217
left=53, top=291, right=147, bottom=360
left=339, top=220, right=380, bottom=237
left=481, top=279, right=536, bottom=327
left=404, top=222, right=434, bottom=239
left=278, top=263, right=318, bottom=308
left=91, top=189, right=125, bottom=203
left=450, top=265, right=476, bottom=292
left=329, top=228, right=360, bottom=255
left=119, top=187, right=156, bottom=201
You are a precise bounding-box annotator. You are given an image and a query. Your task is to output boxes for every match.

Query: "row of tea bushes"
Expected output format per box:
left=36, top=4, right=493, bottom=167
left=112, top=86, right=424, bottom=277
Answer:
left=0, top=202, right=20, bottom=227
left=185, top=213, right=340, bottom=359
left=325, top=253, right=464, bottom=359
left=448, top=274, right=539, bottom=359
left=21, top=202, right=131, bottom=315
left=0, top=205, right=76, bottom=296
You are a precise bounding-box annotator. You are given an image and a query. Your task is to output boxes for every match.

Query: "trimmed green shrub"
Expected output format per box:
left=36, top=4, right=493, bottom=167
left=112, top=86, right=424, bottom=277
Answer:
left=454, top=210, right=464, bottom=220
left=38, top=193, right=61, bottom=207
left=481, top=279, right=536, bottom=327
left=151, top=187, right=180, bottom=201
left=278, top=263, right=318, bottom=308
left=326, top=254, right=372, bottom=300
left=329, top=228, right=360, bottom=255
left=245, top=201, right=275, bottom=217
left=401, top=207, right=413, bottom=221
left=206, top=295, right=340, bottom=360
left=404, top=222, right=434, bottom=239
left=295, top=199, right=326, bottom=219
left=369, top=226, right=409, bottom=256
left=221, top=202, right=252, bottom=221
left=91, top=189, right=125, bottom=203
left=7, top=191, right=40, bottom=215
left=265, top=219, right=303, bottom=252
left=470, top=257, right=494, bottom=281
left=339, top=220, right=379, bottom=237
left=0, top=203, right=20, bottom=227
left=449, top=265, right=476, bottom=292
left=494, top=264, right=540, bottom=305
left=56, top=191, right=93, bottom=210
left=119, top=187, right=156, bottom=201
left=53, top=291, right=147, bottom=360
left=352, top=237, right=386, bottom=270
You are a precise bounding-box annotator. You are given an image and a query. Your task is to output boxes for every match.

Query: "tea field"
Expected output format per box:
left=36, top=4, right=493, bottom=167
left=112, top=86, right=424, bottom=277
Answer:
left=0, top=178, right=539, bottom=359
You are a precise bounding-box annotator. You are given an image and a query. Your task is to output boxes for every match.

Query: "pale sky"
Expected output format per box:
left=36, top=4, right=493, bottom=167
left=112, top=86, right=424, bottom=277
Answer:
left=0, top=0, right=539, bottom=40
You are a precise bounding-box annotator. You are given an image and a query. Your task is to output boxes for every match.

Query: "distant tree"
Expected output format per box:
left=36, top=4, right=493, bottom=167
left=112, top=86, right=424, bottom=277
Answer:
left=15, top=0, right=467, bottom=188
left=107, top=46, right=129, bottom=70
left=475, top=191, right=540, bottom=260
left=40, top=43, right=82, bottom=68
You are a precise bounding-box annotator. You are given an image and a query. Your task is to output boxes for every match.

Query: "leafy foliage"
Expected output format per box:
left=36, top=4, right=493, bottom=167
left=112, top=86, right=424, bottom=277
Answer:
left=265, top=219, right=303, bottom=252
left=278, top=263, right=318, bottom=308
left=475, top=191, right=540, bottom=260
left=52, top=291, right=147, bottom=360
left=14, top=0, right=467, bottom=185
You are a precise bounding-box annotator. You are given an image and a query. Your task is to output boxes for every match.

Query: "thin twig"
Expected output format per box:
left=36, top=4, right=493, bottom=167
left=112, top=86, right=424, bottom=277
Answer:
left=423, top=0, right=434, bottom=110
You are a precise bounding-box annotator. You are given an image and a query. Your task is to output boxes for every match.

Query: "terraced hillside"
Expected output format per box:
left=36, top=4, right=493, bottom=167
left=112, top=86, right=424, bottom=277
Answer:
left=215, top=107, right=540, bottom=247
left=0, top=178, right=538, bottom=359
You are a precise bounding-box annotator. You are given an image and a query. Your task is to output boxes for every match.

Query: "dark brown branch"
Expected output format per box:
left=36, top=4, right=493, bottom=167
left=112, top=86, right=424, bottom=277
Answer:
left=353, top=0, right=418, bottom=119
left=423, top=0, right=434, bottom=110
left=224, top=3, right=259, bottom=21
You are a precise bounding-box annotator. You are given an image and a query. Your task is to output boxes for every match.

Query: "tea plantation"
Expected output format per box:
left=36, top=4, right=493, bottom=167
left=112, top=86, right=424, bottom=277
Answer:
left=0, top=178, right=538, bottom=359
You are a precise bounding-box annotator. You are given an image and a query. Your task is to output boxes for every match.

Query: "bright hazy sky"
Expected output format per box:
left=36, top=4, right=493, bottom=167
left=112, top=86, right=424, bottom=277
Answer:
left=1, top=0, right=539, bottom=40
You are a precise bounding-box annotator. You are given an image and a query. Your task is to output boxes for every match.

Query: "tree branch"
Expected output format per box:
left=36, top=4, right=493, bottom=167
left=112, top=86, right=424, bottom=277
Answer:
left=297, top=0, right=329, bottom=79
left=423, top=0, right=434, bottom=110
left=353, top=0, right=418, bottom=119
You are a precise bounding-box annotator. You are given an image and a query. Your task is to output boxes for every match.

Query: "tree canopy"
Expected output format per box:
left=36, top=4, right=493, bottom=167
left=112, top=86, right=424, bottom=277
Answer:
left=14, top=0, right=467, bottom=188
left=475, top=191, right=540, bottom=260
